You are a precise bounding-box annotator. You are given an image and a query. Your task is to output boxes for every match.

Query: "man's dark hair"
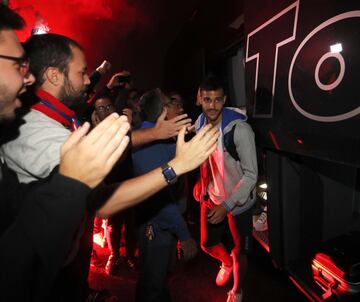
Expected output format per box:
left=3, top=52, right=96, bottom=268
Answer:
left=0, top=4, right=25, bottom=31
left=199, top=75, right=225, bottom=93
left=24, top=33, right=82, bottom=87
left=139, top=88, right=165, bottom=123
left=92, top=91, right=113, bottom=110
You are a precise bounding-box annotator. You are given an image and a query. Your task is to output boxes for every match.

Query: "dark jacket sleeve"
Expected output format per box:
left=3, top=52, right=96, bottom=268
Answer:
left=87, top=70, right=102, bottom=93
left=0, top=167, right=91, bottom=301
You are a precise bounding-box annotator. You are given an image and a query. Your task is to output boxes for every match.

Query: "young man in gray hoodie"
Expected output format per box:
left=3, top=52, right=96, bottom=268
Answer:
left=194, top=76, right=258, bottom=302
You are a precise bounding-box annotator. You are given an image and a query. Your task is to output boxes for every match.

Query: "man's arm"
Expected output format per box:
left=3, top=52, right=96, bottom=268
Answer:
left=87, top=60, right=111, bottom=93
left=131, top=108, right=192, bottom=148
left=96, top=124, right=219, bottom=217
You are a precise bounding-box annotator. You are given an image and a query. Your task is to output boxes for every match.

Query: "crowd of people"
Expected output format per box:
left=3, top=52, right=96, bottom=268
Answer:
left=0, top=4, right=258, bottom=302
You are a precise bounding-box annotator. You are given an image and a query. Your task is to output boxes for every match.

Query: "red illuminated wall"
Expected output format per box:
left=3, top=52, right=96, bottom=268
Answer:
left=10, top=0, right=163, bottom=89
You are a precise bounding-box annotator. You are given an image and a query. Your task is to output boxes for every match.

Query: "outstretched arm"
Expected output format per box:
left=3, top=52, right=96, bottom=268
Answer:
left=97, top=124, right=219, bottom=217
left=131, top=108, right=192, bottom=147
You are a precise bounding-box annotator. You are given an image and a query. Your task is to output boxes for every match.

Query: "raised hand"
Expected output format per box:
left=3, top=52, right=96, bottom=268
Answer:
left=96, top=60, right=111, bottom=75
left=169, top=124, right=219, bottom=175
left=106, top=71, right=131, bottom=89
left=154, top=108, right=192, bottom=139
left=59, top=113, right=130, bottom=188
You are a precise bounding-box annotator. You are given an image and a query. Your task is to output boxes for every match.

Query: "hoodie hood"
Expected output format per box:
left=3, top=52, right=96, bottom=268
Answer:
left=195, top=107, right=247, bottom=132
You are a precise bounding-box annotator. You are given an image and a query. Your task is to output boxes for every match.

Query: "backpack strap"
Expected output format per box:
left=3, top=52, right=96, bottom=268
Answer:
left=223, top=124, right=239, bottom=162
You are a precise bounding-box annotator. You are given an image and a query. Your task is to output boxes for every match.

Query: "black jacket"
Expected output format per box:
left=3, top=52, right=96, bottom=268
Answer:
left=0, top=159, right=90, bottom=302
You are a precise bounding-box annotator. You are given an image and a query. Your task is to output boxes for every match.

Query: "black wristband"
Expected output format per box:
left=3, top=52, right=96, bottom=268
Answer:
left=161, top=163, right=178, bottom=185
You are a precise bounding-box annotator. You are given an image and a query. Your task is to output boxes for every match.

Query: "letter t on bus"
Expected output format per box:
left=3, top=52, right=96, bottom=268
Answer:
left=245, top=0, right=299, bottom=117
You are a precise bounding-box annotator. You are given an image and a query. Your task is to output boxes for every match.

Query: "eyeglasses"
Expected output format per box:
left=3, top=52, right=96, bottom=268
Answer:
left=95, top=103, right=115, bottom=112
left=0, top=54, right=30, bottom=76
left=165, top=100, right=183, bottom=109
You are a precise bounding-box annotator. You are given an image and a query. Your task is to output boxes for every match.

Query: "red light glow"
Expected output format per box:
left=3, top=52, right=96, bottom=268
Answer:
left=10, top=0, right=151, bottom=72
left=312, top=252, right=350, bottom=297
left=313, top=253, right=345, bottom=279
left=269, top=130, right=281, bottom=150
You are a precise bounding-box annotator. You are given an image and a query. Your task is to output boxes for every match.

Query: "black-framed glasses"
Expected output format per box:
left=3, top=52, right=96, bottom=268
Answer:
left=0, top=54, right=30, bottom=75
left=95, top=103, right=115, bottom=113
left=166, top=99, right=183, bottom=109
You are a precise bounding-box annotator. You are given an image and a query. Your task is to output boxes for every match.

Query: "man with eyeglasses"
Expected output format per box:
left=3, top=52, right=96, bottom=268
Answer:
left=193, top=75, right=257, bottom=302
left=164, top=91, right=185, bottom=121
left=92, top=95, right=117, bottom=124
left=0, top=53, right=29, bottom=71
left=0, top=51, right=29, bottom=121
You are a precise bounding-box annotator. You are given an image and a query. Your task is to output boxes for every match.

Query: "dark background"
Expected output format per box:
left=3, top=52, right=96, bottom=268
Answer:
left=11, top=0, right=244, bottom=95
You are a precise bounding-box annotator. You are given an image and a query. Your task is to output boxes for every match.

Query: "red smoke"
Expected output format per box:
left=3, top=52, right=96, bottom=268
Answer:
left=11, top=0, right=151, bottom=72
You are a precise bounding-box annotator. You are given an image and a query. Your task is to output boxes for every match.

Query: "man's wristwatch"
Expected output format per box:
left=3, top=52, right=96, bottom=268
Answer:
left=161, top=163, right=178, bottom=185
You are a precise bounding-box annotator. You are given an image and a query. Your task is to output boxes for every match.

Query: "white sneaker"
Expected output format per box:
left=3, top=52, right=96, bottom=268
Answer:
left=226, top=290, right=243, bottom=302
left=254, top=207, right=268, bottom=232
left=216, top=262, right=233, bottom=286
